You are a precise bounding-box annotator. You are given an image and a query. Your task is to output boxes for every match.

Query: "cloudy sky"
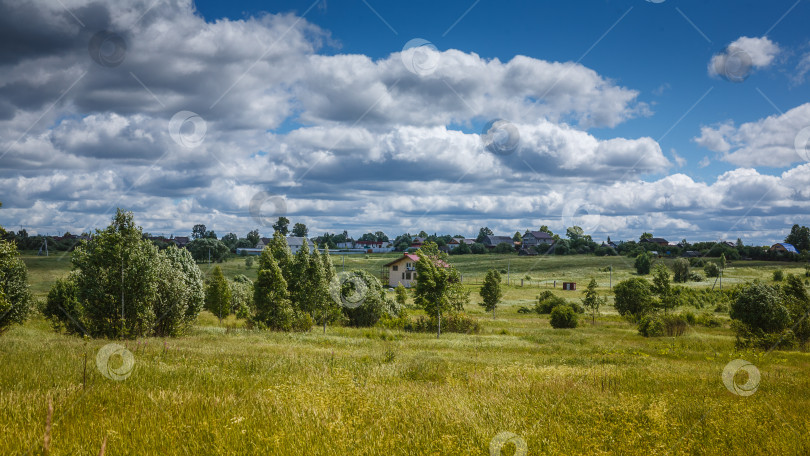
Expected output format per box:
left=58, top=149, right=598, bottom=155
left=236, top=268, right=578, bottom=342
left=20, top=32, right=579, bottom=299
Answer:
left=1, top=0, right=809, bottom=244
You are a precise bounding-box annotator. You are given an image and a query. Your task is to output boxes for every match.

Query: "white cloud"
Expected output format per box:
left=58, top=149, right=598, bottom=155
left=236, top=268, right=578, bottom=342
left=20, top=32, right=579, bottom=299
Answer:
left=709, top=36, right=780, bottom=80
left=693, top=103, right=810, bottom=167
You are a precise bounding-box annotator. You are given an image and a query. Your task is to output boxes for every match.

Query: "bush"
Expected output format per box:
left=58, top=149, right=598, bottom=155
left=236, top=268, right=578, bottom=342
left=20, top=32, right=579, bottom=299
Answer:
left=43, top=211, right=204, bottom=339
left=673, top=258, right=690, bottom=283
left=341, top=270, right=390, bottom=327
left=638, top=314, right=687, bottom=337
left=704, top=262, right=720, bottom=278
left=517, top=306, right=533, bottom=314
left=550, top=305, right=578, bottom=328
left=730, top=282, right=790, bottom=333
left=493, top=243, right=514, bottom=254
left=696, top=313, right=722, bottom=327
left=689, top=257, right=706, bottom=267
left=634, top=252, right=652, bottom=275
left=731, top=321, right=796, bottom=350
left=404, top=313, right=481, bottom=334
left=773, top=269, right=784, bottom=282
left=682, top=310, right=696, bottom=325
left=535, top=291, right=568, bottom=314
left=470, top=243, right=487, bottom=254
left=0, top=240, right=34, bottom=334
left=689, top=272, right=704, bottom=282
left=613, top=278, right=653, bottom=319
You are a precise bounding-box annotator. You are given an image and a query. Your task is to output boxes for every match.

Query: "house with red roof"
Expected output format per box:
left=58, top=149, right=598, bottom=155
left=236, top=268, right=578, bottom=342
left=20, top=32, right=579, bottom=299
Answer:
left=383, top=253, right=449, bottom=288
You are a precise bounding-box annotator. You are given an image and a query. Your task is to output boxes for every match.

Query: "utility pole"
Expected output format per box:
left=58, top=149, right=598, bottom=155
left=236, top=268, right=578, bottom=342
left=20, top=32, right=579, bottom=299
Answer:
left=507, top=259, right=510, bottom=286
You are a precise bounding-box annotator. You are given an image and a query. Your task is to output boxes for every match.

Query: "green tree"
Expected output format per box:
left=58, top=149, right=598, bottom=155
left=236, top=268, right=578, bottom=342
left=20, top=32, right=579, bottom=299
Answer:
left=651, top=263, right=675, bottom=314
left=245, top=256, right=254, bottom=269
left=672, top=258, right=690, bottom=283
left=339, top=270, right=389, bottom=327
left=613, top=278, right=653, bottom=319
left=476, top=227, right=493, bottom=243
left=246, top=229, right=260, bottom=247
left=395, top=283, right=408, bottom=308
left=479, top=269, right=503, bottom=318
left=785, top=224, right=810, bottom=252
left=292, top=223, right=308, bottom=238
left=374, top=231, right=389, bottom=242
left=230, top=275, right=254, bottom=320
left=414, top=242, right=465, bottom=338
left=640, top=232, right=653, bottom=242
left=187, top=238, right=230, bottom=263
left=512, top=232, right=522, bottom=243
left=192, top=224, right=207, bottom=239
left=205, top=266, right=232, bottom=323
left=0, top=238, right=33, bottom=334
left=252, top=250, right=294, bottom=330
left=45, top=209, right=203, bottom=339
left=273, top=217, right=290, bottom=235
left=311, top=245, right=340, bottom=333
left=152, top=246, right=204, bottom=337
left=581, top=278, right=604, bottom=324
left=634, top=252, right=652, bottom=275
left=730, top=281, right=790, bottom=333
left=719, top=253, right=727, bottom=271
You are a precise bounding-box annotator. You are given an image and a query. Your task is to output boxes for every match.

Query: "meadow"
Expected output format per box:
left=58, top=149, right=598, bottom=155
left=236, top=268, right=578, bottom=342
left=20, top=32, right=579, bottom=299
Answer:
left=2, top=252, right=809, bottom=455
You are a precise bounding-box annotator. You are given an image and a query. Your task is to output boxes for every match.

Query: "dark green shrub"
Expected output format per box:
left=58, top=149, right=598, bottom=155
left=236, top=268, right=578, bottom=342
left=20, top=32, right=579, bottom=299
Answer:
left=731, top=282, right=790, bottom=333
left=696, top=313, right=721, bottom=328
left=634, top=252, right=652, bottom=275
left=773, top=269, right=784, bottom=282
left=638, top=314, right=687, bottom=337
left=689, top=257, right=706, bottom=267
left=517, top=306, right=533, bottom=314
left=550, top=305, right=578, bottom=328
left=613, top=278, right=653, bottom=319
left=535, top=291, right=568, bottom=314
left=404, top=313, right=481, bottom=334
left=682, top=310, right=696, bottom=325
left=704, top=262, right=720, bottom=278
left=689, top=272, right=704, bottom=282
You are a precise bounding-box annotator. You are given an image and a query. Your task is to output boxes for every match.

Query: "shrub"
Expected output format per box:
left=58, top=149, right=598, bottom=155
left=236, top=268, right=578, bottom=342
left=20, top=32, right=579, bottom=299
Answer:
left=0, top=240, right=34, bottom=334
left=638, top=314, right=687, bottom=337
left=493, top=243, right=514, bottom=254
left=704, top=262, right=720, bottom=278
left=470, top=243, right=487, bottom=254
left=673, top=258, right=690, bottom=283
left=43, top=210, right=204, bottom=339
left=550, top=305, right=578, bottom=329
left=773, top=269, right=784, bottom=282
left=404, top=313, right=481, bottom=334
left=613, top=278, right=653, bottom=319
left=517, top=306, right=533, bottom=314
left=535, top=291, right=568, bottom=314
left=689, top=272, right=704, bottom=282
left=730, top=282, right=790, bottom=333
left=688, top=257, right=706, bottom=267
left=634, top=252, right=652, bottom=275
left=682, top=310, right=696, bottom=325
left=696, top=313, right=722, bottom=328
left=731, top=321, right=796, bottom=350
left=341, top=270, right=390, bottom=327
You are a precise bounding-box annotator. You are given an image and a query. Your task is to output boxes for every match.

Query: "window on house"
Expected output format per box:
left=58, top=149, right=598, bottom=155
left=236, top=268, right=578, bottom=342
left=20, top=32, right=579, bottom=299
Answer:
left=405, top=272, right=411, bottom=280
left=401, top=273, right=405, bottom=279
left=393, top=265, right=398, bottom=271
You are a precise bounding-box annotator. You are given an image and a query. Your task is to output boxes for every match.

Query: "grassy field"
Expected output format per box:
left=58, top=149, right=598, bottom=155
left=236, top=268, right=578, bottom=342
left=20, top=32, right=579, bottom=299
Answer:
left=3, top=252, right=809, bottom=455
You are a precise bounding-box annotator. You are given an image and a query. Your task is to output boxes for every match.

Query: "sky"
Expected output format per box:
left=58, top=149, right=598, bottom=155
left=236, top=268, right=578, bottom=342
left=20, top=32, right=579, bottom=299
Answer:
left=1, top=0, right=809, bottom=244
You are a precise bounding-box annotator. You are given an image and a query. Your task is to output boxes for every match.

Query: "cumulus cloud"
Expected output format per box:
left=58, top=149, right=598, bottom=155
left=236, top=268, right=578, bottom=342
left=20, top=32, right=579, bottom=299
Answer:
left=709, top=36, right=780, bottom=81
left=0, top=0, right=805, bottom=245
left=693, top=103, right=810, bottom=167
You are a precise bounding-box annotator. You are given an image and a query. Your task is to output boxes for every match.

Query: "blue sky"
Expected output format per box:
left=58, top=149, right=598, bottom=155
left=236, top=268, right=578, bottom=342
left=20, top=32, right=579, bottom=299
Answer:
left=1, top=0, right=809, bottom=243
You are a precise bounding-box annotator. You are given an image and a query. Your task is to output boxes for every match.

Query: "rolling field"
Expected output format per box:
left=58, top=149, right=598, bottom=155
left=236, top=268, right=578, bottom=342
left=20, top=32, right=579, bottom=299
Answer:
left=3, top=252, right=809, bottom=455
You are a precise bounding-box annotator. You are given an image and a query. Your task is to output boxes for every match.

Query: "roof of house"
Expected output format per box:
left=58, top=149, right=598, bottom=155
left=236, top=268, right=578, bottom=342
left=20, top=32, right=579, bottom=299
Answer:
left=287, top=236, right=306, bottom=246
left=772, top=243, right=799, bottom=254
left=526, top=231, right=554, bottom=240
left=384, top=253, right=449, bottom=268
left=642, top=237, right=669, bottom=244
left=483, top=235, right=514, bottom=245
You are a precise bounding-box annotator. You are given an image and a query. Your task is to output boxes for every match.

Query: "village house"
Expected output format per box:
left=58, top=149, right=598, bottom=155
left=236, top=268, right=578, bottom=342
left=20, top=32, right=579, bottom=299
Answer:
left=383, top=253, right=448, bottom=288
left=641, top=237, right=669, bottom=247
left=522, top=231, right=554, bottom=249
left=482, top=235, right=514, bottom=249
left=770, top=243, right=799, bottom=254
left=255, top=236, right=308, bottom=254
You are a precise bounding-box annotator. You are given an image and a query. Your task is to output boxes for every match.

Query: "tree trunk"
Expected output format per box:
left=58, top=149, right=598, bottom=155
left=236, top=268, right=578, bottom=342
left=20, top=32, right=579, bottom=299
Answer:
left=437, top=311, right=441, bottom=339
